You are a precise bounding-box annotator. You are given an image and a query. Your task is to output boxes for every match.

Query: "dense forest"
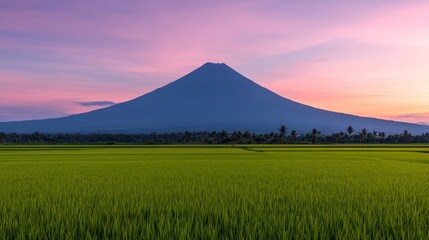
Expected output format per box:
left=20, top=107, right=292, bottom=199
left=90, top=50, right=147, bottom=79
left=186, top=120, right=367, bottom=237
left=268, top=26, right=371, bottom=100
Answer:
left=0, top=126, right=428, bottom=144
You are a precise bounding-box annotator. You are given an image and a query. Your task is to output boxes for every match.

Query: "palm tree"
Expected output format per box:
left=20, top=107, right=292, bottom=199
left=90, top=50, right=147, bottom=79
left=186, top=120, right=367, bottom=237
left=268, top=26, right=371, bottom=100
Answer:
left=182, top=131, right=192, bottom=143
left=31, top=132, right=43, bottom=143
left=331, top=133, right=340, bottom=143
left=358, top=128, right=368, bottom=143
left=290, top=130, right=298, bottom=143
left=371, top=131, right=379, bottom=143
left=379, top=132, right=386, bottom=143
left=367, top=132, right=374, bottom=143
left=231, top=131, right=242, bottom=144
left=243, top=131, right=252, bottom=144
left=346, top=126, right=354, bottom=137
left=338, top=131, right=346, bottom=143
left=208, top=131, right=217, bottom=144
left=402, top=130, right=411, bottom=143
left=150, top=132, right=158, bottom=143
left=310, top=128, right=320, bottom=144
left=220, top=130, right=228, bottom=144
left=0, top=132, right=5, bottom=143
left=278, top=125, right=288, bottom=143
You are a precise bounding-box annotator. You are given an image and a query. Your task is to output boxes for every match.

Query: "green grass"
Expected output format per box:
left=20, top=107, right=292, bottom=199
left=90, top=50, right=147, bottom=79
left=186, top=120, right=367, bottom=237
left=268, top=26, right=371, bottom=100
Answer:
left=1, top=145, right=429, bottom=239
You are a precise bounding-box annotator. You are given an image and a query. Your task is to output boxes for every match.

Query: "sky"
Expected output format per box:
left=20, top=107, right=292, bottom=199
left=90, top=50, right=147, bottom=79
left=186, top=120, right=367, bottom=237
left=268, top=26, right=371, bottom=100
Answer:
left=1, top=0, right=429, bottom=125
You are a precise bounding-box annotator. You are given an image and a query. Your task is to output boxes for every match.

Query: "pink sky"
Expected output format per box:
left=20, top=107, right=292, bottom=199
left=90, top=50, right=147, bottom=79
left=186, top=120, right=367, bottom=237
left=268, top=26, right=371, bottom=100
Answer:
left=0, top=0, right=428, bottom=124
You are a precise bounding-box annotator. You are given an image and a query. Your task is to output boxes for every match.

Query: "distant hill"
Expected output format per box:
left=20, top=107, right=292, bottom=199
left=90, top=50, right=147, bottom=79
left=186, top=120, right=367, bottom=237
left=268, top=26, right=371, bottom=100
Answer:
left=1, top=62, right=428, bottom=134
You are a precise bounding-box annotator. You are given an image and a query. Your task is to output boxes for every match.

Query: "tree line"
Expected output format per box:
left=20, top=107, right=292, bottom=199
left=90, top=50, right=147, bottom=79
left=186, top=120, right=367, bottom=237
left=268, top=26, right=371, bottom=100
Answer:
left=0, top=126, right=428, bottom=144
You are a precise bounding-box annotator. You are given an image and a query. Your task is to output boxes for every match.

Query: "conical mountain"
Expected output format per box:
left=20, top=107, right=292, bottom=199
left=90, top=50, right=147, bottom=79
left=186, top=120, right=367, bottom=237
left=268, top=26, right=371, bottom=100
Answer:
left=1, top=62, right=428, bottom=134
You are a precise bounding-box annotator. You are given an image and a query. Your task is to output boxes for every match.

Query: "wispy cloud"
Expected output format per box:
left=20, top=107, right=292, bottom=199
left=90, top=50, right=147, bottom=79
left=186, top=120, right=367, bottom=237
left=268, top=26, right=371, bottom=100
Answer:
left=77, top=101, right=115, bottom=107
left=390, top=112, right=429, bottom=126
left=0, top=105, right=67, bottom=122
left=395, top=112, right=429, bottom=119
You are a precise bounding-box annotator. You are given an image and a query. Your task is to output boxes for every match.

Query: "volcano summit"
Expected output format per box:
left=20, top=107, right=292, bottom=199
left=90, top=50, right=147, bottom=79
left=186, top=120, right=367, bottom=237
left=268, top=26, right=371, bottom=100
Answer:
left=1, top=62, right=428, bottom=134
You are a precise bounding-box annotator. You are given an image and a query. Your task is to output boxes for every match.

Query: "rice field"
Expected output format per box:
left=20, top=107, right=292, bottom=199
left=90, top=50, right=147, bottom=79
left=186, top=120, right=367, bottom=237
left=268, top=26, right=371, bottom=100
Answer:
left=1, top=145, right=429, bottom=239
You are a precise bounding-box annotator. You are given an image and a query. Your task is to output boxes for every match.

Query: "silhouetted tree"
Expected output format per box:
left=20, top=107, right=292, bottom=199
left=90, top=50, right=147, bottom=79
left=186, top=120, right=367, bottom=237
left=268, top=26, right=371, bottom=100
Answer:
left=339, top=131, right=346, bottom=143
left=31, top=132, right=45, bottom=143
left=182, top=131, right=192, bottom=143
left=278, top=125, right=288, bottom=143
left=150, top=132, right=159, bottom=143
left=231, top=131, right=242, bottom=144
left=379, top=132, right=386, bottom=143
left=220, top=131, right=228, bottom=144
left=346, top=125, right=355, bottom=140
left=243, top=131, right=252, bottom=144
left=0, top=132, right=5, bottom=143
left=310, top=128, right=320, bottom=144
left=290, top=130, right=298, bottom=143
left=208, top=131, right=217, bottom=144
left=0, top=128, right=426, bottom=144
left=357, top=128, right=368, bottom=143
left=402, top=130, right=411, bottom=143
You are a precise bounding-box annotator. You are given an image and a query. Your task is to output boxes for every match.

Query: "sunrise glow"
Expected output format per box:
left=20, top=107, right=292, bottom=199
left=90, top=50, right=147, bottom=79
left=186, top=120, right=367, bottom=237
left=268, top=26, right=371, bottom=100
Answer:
left=1, top=0, right=428, bottom=124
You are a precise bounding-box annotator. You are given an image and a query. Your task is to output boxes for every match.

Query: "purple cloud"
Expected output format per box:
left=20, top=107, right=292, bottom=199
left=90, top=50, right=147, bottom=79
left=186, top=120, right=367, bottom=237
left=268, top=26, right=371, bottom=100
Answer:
left=391, top=113, right=429, bottom=126
left=77, top=101, right=115, bottom=107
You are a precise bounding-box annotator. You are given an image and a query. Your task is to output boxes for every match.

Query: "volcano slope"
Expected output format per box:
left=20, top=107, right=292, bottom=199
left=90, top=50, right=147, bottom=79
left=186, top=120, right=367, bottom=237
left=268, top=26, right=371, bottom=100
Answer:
left=1, top=63, right=428, bottom=134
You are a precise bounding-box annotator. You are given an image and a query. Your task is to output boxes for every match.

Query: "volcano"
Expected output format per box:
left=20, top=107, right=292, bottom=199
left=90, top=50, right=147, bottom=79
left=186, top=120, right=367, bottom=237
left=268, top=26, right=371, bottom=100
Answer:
left=1, top=62, right=428, bottom=134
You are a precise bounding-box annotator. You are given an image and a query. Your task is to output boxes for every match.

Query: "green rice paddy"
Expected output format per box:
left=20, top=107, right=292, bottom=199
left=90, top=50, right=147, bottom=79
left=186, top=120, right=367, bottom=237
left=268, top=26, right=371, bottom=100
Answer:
left=1, top=145, right=429, bottom=239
